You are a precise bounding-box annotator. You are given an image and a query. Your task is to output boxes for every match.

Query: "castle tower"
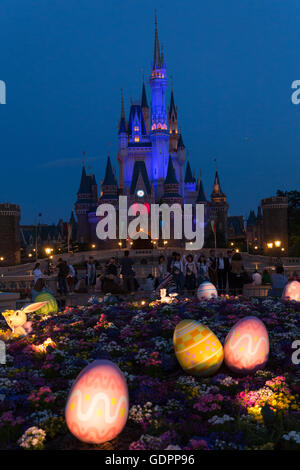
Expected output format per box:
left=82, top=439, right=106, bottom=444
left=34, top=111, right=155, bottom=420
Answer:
left=94, top=156, right=119, bottom=247
left=196, top=176, right=210, bottom=245
left=161, top=156, right=183, bottom=246
left=168, top=88, right=178, bottom=152
left=0, top=203, right=21, bottom=266
left=75, top=164, right=96, bottom=243
left=117, top=89, right=128, bottom=192
left=149, top=13, right=169, bottom=198
left=210, top=171, right=229, bottom=247
left=261, top=196, right=288, bottom=253
left=141, top=80, right=149, bottom=134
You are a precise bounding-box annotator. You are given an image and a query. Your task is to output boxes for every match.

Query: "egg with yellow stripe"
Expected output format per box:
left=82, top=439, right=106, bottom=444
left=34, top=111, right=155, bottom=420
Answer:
left=173, top=320, right=223, bottom=376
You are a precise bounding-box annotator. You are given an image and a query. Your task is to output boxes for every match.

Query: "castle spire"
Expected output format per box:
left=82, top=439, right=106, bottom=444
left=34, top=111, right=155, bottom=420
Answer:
left=141, top=81, right=148, bottom=109
left=103, top=156, right=117, bottom=186
left=196, top=174, right=207, bottom=202
left=118, top=89, right=127, bottom=134
left=153, top=10, right=161, bottom=69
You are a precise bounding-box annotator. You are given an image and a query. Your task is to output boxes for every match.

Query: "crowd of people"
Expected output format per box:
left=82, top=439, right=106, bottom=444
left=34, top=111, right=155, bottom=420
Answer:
left=31, top=249, right=298, bottom=300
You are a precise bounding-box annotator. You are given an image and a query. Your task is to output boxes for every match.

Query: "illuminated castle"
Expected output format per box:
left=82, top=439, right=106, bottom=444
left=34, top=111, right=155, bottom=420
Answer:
left=75, top=15, right=229, bottom=248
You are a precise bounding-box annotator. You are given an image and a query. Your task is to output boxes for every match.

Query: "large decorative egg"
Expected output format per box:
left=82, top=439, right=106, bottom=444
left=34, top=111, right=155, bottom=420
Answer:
left=34, top=292, right=58, bottom=314
left=282, top=281, right=300, bottom=301
left=224, top=316, right=269, bottom=374
left=65, top=360, right=128, bottom=444
left=197, top=281, right=218, bottom=300
left=173, top=320, right=223, bottom=376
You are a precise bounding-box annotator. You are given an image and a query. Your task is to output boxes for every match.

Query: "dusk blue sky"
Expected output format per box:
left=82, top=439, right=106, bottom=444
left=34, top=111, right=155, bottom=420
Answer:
left=1, top=0, right=300, bottom=224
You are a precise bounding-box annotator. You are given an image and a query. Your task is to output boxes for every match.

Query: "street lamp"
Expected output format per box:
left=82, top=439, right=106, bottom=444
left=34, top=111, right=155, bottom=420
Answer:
left=0, top=257, right=4, bottom=262
left=44, top=247, right=52, bottom=256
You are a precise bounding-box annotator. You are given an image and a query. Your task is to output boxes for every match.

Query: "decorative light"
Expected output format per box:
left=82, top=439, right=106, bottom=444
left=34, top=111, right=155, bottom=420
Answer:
left=267, top=242, right=273, bottom=249
left=254, top=246, right=258, bottom=250
left=163, top=240, right=168, bottom=245
left=274, top=240, right=281, bottom=248
left=224, top=316, right=269, bottom=374
left=91, top=244, right=96, bottom=249
left=65, top=360, right=128, bottom=444
left=28, top=253, right=33, bottom=258
left=44, top=247, right=52, bottom=255
left=281, top=247, right=285, bottom=252
left=137, top=189, right=145, bottom=198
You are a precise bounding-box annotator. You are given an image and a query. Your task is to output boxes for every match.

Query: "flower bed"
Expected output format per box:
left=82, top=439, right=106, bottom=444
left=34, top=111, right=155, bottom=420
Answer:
left=0, top=296, right=300, bottom=450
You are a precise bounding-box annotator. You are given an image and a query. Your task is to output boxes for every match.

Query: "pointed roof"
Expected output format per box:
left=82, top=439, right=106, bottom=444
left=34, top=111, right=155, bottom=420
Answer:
left=118, top=89, right=127, bottom=134
left=184, top=161, right=195, bottom=184
left=103, top=156, right=117, bottom=186
left=169, top=89, right=176, bottom=115
left=165, top=156, right=178, bottom=185
left=141, top=82, right=149, bottom=108
left=257, top=206, right=262, bottom=220
left=196, top=179, right=207, bottom=202
left=153, top=11, right=161, bottom=69
left=78, top=165, right=92, bottom=194
left=69, top=211, right=76, bottom=225
left=130, top=161, right=151, bottom=195
left=128, top=104, right=147, bottom=136
left=212, top=171, right=224, bottom=195
left=247, top=210, right=257, bottom=226
left=177, top=134, right=185, bottom=149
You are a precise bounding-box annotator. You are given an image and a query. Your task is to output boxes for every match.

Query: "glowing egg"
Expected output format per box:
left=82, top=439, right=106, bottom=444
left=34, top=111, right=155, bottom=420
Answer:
left=65, top=360, right=128, bottom=444
left=282, top=281, right=300, bottom=301
left=197, top=281, right=218, bottom=300
left=34, top=292, right=58, bottom=314
left=173, top=320, right=223, bottom=376
left=224, top=316, right=269, bottom=374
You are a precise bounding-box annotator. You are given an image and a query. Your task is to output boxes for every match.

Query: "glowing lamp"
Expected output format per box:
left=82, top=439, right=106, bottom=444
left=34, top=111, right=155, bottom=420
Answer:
left=224, top=316, right=269, bottom=374
left=267, top=242, right=273, bottom=249
left=274, top=240, right=281, bottom=248
left=34, top=292, right=58, bottom=315
left=197, top=281, right=218, bottom=300
left=65, top=360, right=128, bottom=444
left=173, top=320, right=223, bottom=376
left=282, top=280, right=300, bottom=301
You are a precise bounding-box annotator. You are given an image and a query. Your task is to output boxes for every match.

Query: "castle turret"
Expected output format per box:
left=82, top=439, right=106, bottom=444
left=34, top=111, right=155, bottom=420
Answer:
left=141, top=80, right=149, bottom=134
left=75, top=164, right=95, bottom=243
left=149, top=13, right=169, bottom=198
left=169, top=88, right=178, bottom=152
left=117, top=89, right=128, bottom=192
left=210, top=171, right=229, bottom=246
left=0, top=203, right=21, bottom=265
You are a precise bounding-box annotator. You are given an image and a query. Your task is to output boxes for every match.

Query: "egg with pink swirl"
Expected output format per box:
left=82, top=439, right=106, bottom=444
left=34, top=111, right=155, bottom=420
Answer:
left=282, top=280, right=300, bottom=301
left=224, top=316, right=269, bottom=374
left=65, top=360, right=128, bottom=444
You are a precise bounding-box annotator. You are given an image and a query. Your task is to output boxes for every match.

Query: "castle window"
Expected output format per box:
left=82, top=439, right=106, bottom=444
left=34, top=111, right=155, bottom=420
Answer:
left=134, top=136, right=140, bottom=142
left=134, top=126, right=139, bottom=132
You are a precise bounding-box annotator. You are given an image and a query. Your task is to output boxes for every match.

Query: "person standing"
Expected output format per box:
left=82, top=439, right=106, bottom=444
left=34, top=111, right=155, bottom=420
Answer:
left=86, top=257, right=96, bottom=291
left=171, top=253, right=185, bottom=293
left=67, top=263, right=76, bottom=293
left=208, top=249, right=217, bottom=287
left=183, top=254, right=197, bottom=293
left=56, top=258, right=69, bottom=296
left=119, top=250, right=135, bottom=293
left=217, top=252, right=227, bottom=294
left=197, top=254, right=209, bottom=285
left=224, top=250, right=233, bottom=294
left=33, top=263, right=43, bottom=284
left=252, top=270, right=262, bottom=286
